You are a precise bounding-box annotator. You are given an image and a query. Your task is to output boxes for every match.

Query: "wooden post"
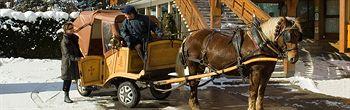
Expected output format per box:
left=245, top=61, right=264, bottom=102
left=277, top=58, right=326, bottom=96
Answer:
left=168, top=2, right=173, bottom=13
left=348, top=1, right=350, bottom=49
left=286, top=0, right=299, bottom=17
left=156, top=5, right=162, bottom=18
left=283, top=0, right=299, bottom=77
left=145, top=7, right=150, bottom=15
left=283, top=59, right=295, bottom=77
left=339, top=0, right=347, bottom=53
left=210, top=0, right=221, bottom=29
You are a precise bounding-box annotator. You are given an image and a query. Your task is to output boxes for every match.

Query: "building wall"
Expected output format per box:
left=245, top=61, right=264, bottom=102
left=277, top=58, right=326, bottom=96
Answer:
left=347, top=0, right=350, bottom=24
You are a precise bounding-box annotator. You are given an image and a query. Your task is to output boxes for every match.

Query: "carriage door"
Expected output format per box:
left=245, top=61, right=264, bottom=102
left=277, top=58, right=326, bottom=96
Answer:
left=79, top=56, right=103, bottom=86
left=79, top=19, right=104, bottom=86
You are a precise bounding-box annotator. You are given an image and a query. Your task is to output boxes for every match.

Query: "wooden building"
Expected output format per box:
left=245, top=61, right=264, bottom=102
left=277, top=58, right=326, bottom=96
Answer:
left=253, top=0, right=350, bottom=54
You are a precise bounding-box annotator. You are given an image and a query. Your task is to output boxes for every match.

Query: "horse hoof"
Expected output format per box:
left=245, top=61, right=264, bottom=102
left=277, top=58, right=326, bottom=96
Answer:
left=188, top=102, right=200, bottom=110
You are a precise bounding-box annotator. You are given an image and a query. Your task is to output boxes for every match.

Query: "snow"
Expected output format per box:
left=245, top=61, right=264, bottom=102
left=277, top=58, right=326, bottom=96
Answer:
left=0, top=58, right=104, bottom=109
left=11, top=11, right=26, bottom=21
left=22, top=25, right=29, bottom=31
left=315, top=79, right=350, bottom=99
left=0, top=9, right=79, bottom=22
left=0, top=9, right=14, bottom=18
left=1, top=25, right=7, bottom=29
left=69, top=12, right=80, bottom=19
left=11, top=26, right=21, bottom=31
left=35, top=11, right=44, bottom=17
left=289, top=76, right=321, bottom=93
left=24, top=11, right=38, bottom=22
left=282, top=76, right=350, bottom=99
left=0, top=9, right=80, bottom=32
left=162, top=106, right=178, bottom=110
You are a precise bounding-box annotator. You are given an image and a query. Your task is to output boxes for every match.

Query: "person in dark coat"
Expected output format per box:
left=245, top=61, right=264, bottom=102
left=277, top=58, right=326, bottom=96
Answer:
left=120, top=5, right=163, bottom=61
left=61, top=22, right=83, bottom=103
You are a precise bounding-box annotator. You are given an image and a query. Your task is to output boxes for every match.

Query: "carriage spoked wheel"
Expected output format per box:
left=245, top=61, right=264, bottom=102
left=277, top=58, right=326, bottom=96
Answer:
left=117, top=81, right=140, bottom=108
left=150, top=84, right=172, bottom=100
left=76, top=79, right=92, bottom=96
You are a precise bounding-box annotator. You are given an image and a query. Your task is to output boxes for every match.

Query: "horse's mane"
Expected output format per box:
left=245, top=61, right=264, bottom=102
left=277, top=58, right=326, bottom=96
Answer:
left=260, top=17, right=302, bottom=41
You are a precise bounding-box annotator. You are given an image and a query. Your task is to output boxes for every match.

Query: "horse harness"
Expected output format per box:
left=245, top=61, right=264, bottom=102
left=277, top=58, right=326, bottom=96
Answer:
left=180, top=18, right=299, bottom=85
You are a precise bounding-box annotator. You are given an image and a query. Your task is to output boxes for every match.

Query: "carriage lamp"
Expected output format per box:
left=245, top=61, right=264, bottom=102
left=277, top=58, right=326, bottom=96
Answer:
left=108, top=35, right=120, bottom=49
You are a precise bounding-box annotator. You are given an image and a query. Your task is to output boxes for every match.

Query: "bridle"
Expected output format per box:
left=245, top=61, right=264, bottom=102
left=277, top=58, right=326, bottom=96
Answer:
left=272, top=22, right=300, bottom=57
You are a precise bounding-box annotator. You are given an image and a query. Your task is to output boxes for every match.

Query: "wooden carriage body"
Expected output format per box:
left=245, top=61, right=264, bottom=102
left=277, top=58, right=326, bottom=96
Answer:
left=73, top=10, right=182, bottom=87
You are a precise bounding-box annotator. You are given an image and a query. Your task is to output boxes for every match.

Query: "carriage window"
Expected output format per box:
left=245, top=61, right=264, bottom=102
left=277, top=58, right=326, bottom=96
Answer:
left=103, top=22, right=113, bottom=52
left=256, top=3, right=280, bottom=17
left=88, top=19, right=103, bottom=55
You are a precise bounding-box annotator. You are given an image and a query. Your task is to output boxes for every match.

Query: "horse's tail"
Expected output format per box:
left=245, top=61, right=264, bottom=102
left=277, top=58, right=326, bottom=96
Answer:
left=176, top=45, right=185, bottom=77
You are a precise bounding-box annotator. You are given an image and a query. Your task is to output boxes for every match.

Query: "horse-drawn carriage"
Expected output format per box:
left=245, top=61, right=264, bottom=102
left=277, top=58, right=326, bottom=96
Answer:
left=73, top=10, right=182, bottom=107
left=72, top=9, right=303, bottom=109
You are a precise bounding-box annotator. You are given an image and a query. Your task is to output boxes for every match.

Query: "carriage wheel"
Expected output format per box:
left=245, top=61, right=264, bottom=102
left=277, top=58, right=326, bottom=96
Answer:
left=150, top=84, right=172, bottom=100
left=117, top=81, right=140, bottom=108
left=76, top=79, right=92, bottom=96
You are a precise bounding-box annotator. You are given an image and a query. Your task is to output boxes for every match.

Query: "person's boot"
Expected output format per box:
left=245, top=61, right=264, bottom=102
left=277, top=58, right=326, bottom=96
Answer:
left=64, top=91, right=73, bottom=103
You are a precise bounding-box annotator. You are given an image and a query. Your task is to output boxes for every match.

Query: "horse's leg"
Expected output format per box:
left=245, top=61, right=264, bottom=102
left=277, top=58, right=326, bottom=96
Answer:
left=248, top=67, right=262, bottom=110
left=187, top=61, right=202, bottom=110
left=255, top=64, right=274, bottom=110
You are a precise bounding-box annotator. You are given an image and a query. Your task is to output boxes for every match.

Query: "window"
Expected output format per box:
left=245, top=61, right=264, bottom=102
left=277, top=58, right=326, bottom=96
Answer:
left=325, top=0, right=339, bottom=33
left=88, top=19, right=103, bottom=55
left=256, top=3, right=280, bottom=17
left=102, top=22, right=113, bottom=52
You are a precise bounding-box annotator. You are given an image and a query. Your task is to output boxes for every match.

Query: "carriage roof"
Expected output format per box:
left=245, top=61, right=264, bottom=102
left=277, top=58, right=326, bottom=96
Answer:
left=73, top=10, right=126, bottom=56
left=72, top=10, right=161, bottom=56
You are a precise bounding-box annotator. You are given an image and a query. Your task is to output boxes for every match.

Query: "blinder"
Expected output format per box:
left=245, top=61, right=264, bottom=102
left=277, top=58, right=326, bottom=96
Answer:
left=298, top=32, right=303, bottom=42
left=282, top=31, right=291, bottom=43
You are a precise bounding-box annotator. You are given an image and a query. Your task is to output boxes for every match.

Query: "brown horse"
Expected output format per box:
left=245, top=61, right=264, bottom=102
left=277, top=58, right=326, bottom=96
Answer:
left=176, top=17, right=302, bottom=110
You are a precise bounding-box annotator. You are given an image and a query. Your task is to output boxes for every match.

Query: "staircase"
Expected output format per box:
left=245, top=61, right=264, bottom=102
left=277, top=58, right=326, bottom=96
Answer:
left=193, top=0, right=246, bottom=35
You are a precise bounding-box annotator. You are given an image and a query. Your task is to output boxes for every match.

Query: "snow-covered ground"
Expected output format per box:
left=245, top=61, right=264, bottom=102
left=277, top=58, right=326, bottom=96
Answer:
left=0, top=58, right=349, bottom=109
left=289, top=76, right=350, bottom=99
left=0, top=58, right=104, bottom=109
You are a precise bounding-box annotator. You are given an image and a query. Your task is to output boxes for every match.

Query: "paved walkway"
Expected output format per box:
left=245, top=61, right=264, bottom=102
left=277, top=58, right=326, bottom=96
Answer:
left=92, top=83, right=350, bottom=110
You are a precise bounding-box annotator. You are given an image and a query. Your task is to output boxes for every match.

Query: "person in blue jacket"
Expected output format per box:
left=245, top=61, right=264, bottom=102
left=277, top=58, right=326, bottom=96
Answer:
left=120, top=5, right=163, bottom=61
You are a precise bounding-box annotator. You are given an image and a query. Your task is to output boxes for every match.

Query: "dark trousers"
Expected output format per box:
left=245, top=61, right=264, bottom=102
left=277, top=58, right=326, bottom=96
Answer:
left=134, top=43, right=145, bottom=62
left=62, top=80, right=72, bottom=92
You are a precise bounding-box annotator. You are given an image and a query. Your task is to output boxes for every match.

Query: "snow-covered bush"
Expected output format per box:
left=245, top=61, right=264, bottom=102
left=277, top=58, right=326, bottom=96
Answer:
left=0, top=9, right=79, bottom=59
left=13, top=0, right=79, bottom=13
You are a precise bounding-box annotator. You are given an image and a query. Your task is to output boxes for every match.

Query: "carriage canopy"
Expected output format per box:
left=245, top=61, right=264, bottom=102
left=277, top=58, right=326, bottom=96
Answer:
left=73, top=10, right=125, bottom=56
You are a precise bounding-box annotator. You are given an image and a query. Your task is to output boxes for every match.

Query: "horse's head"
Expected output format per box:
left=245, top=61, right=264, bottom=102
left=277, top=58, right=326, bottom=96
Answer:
left=273, top=17, right=303, bottom=63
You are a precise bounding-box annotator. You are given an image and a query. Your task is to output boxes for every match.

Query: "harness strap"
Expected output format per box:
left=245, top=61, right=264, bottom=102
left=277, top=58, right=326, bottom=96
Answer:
left=232, top=29, right=248, bottom=81
left=200, top=30, right=216, bottom=63
left=249, top=20, right=281, bottom=57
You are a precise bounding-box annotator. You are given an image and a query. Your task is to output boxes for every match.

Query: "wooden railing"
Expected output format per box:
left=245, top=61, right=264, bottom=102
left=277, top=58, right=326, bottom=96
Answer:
left=221, top=0, right=270, bottom=24
left=174, top=0, right=209, bottom=30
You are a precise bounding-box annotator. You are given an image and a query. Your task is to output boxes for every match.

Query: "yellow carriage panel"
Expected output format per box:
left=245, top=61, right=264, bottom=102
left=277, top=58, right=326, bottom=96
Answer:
left=78, top=56, right=103, bottom=86
left=146, top=40, right=182, bottom=71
